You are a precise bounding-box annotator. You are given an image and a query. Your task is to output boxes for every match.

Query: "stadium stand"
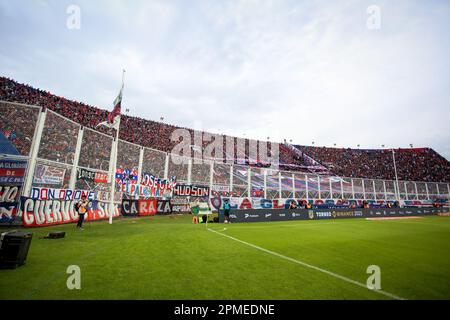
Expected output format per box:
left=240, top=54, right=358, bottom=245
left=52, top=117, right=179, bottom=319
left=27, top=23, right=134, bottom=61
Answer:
left=296, top=145, right=450, bottom=182
left=1, top=76, right=449, bottom=182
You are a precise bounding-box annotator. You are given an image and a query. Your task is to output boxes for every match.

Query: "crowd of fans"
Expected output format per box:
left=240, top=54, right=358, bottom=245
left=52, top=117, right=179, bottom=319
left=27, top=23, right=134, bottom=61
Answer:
left=0, top=101, right=39, bottom=156
left=191, top=161, right=212, bottom=184
left=212, top=163, right=231, bottom=186
left=142, top=148, right=166, bottom=177
left=296, top=145, right=450, bottom=182
left=78, top=129, right=112, bottom=171
left=1, top=76, right=449, bottom=183
left=37, top=110, right=78, bottom=164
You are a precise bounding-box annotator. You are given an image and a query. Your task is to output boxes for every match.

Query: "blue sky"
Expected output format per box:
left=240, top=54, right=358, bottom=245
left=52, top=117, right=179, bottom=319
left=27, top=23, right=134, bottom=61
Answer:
left=1, top=0, right=449, bottom=159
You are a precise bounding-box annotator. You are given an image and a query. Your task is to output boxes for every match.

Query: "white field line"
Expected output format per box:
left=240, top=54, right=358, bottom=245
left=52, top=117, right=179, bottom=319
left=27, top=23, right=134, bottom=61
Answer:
left=208, top=228, right=406, bottom=300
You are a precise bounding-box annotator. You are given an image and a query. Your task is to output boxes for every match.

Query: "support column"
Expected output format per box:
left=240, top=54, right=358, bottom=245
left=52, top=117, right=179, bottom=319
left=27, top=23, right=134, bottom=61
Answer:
left=278, top=171, right=282, bottom=199
left=372, top=180, right=376, bottom=200
left=229, top=165, right=233, bottom=195
left=164, top=153, right=169, bottom=180
left=351, top=179, right=355, bottom=200
left=414, top=182, right=419, bottom=200
left=187, top=158, right=192, bottom=184
left=247, top=167, right=251, bottom=197
left=292, top=173, right=296, bottom=199
left=317, top=175, right=321, bottom=200
left=405, top=182, right=409, bottom=200
left=209, top=161, right=214, bottom=192
left=23, top=109, right=47, bottom=197
left=447, top=183, right=450, bottom=208
left=305, top=174, right=309, bottom=201
left=329, top=178, right=333, bottom=200
left=69, top=127, right=84, bottom=190
left=264, top=170, right=267, bottom=199
left=137, top=147, right=144, bottom=186
left=362, top=179, right=366, bottom=200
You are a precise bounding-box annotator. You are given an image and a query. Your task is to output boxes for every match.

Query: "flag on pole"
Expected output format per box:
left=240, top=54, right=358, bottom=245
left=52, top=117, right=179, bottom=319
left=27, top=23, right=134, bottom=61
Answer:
left=96, top=84, right=123, bottom=130
left=108, top=69, right=125, bottom=224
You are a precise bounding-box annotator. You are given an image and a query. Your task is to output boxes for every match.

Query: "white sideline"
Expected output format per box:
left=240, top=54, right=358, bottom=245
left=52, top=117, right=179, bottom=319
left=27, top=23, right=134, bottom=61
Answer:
left=208, top=228, right=406, bottom=300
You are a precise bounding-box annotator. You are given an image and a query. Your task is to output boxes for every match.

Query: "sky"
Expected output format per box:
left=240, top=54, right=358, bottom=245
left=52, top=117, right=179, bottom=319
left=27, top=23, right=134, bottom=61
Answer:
left=1, top=0, right=449, bottom=159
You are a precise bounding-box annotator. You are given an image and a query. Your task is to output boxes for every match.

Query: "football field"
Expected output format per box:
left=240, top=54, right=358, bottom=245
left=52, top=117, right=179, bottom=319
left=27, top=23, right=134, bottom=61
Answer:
left=1, top=215, right=449, bottom=300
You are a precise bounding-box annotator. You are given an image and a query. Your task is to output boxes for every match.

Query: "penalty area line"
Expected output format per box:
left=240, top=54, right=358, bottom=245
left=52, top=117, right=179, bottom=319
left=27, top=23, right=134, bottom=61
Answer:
left=208, top=228, right=405, bottom=300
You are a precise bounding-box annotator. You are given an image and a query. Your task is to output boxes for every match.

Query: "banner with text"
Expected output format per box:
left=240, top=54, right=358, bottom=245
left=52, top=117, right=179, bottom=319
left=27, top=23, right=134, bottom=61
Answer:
left=121, top=199, right=158, bottom=217
left=173, top=184, right=210, bottom=197
left=77, top=168, right=108, bottom=183
left=33, top=164, right=66, bottom=185
left=21, top=197, right=120, bottom=227
left=0, top=160, right=27, bottom=185
left=0, top=185, right=22, bottom=226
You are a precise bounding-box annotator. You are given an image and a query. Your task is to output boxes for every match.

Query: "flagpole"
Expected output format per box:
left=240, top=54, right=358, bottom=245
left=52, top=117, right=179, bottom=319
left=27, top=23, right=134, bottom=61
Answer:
left=109, top=69, right=125, bottom=224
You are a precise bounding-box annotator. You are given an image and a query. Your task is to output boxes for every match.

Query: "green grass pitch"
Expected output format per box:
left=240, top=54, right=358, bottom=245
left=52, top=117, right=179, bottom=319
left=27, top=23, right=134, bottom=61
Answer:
left=1, top=215, right=449, bottom=300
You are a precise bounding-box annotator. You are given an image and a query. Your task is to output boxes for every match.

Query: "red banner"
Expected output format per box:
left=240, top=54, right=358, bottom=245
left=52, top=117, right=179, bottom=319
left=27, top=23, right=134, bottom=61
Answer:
left=138, top=199, right=157, bottom=216
left=95, top=172, right=108, bottom=183
left=21, top=198, right=120, bottom=227
left=0, top=168, right=25, bottom=176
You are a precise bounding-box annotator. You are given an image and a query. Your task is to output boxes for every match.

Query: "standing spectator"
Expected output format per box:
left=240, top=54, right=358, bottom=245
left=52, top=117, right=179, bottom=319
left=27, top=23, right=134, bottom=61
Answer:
left=75, top=195, right=90, bottom=230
